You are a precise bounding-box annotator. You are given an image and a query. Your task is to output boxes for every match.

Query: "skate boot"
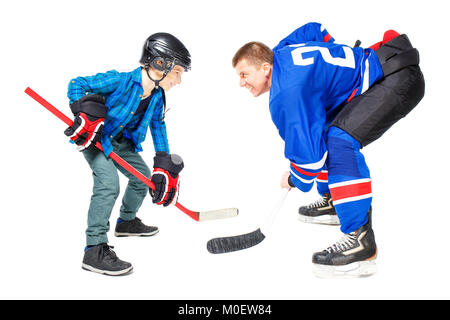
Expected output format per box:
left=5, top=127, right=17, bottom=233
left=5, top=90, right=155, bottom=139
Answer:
left=312, top=220, right=377, bottom=278
left=298, top=193, right=340, bottom=225
left=114, top=217, right=159, bottom=237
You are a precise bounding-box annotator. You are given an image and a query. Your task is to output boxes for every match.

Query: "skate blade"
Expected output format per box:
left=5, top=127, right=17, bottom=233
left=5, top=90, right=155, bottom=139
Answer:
left=312, top=260, right=377, bottom=279
left=298, top=214, right=340, bottom=226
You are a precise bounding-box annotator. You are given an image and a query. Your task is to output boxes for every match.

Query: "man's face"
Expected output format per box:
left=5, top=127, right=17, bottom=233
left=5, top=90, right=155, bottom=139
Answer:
left=235, top=59, right=271, bottom=97
left=159, top=65, right=185, bottom=91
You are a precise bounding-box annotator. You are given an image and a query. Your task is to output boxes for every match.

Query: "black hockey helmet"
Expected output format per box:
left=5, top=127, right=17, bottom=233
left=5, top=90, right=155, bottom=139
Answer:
left=140, top=33, right=191, bottom=73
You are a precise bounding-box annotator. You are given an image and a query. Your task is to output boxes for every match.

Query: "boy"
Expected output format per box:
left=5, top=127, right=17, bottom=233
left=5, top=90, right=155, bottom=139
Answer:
left=65, top=33, right=190, bottom=275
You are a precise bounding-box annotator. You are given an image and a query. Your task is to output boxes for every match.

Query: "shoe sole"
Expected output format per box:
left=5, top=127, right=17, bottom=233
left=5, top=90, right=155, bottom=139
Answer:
left=114, top=229, right=159, bottom=237
left=312, top=259, right=377, bottom=279
left=298, top=214, right=340, bottom=226
left=82, top=263, right=133, bottom=276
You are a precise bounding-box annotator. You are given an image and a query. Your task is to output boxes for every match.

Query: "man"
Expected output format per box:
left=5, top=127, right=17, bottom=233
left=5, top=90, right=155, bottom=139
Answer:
left=232, top=22, right=424, bottom=277
left=65, top=33, right=190, bottom=276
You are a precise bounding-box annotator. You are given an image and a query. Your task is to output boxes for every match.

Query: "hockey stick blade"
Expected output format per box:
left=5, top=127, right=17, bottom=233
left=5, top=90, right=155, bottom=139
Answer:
left=207, top=228, right=265, bottom=254
left=206, top=188, right=289, bottom=253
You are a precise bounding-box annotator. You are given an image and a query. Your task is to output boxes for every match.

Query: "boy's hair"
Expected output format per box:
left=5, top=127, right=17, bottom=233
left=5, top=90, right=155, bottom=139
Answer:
left=232, top=42, right=274, bottom=68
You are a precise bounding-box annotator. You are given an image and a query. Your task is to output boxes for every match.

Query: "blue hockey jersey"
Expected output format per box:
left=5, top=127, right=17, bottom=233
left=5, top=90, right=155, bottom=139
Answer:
left=269, top=22, right=383, bottom=192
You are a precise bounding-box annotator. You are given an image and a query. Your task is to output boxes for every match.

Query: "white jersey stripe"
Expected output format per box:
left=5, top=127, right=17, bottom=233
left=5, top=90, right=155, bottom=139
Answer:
left=328, top=178, right=371, bottom=189
left=291, top=151, right=328, bottom=171
left=290, top=170, right=315, bottom=184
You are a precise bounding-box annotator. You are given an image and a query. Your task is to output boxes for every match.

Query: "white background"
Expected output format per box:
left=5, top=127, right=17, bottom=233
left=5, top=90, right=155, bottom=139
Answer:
left=1, top=0, right=448, bottom=300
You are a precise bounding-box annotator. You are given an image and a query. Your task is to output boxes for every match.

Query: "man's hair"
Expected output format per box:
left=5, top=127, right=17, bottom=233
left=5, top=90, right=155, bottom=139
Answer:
left=232, top=42, right=274, bottom=68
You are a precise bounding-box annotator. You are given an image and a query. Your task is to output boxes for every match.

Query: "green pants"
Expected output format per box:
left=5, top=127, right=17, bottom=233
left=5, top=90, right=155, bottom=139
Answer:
left=82, top=133, right=151, bottom=246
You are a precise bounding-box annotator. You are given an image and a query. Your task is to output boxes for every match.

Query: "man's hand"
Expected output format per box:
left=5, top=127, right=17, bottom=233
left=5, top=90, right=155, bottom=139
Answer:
left=150, top=152, right=184, bottom=206
left=64, top=94, right=108, bottom=151
left=280, top=171, right=294, bottom=190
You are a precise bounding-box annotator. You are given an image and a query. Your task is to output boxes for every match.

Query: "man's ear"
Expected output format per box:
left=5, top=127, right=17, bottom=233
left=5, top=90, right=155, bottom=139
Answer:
left=262, top=62, right=272, bottom=76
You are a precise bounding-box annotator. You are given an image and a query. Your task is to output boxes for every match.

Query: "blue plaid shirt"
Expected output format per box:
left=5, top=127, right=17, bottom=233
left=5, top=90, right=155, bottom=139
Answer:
left=67, top=67, right=169, bottom=156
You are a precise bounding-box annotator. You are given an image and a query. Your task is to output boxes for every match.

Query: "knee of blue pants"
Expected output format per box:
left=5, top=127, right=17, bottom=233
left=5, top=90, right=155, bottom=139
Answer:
left=84, top=149, right=121, bottom=199
left=91, top=167, right=121, bottom=200
left=327, top=126, right=372, bottom=233
left=327, top=126, right=371, bottom=180
left=125, top=166, right=150, bottom=197
left=327, top=127, right=369, bottom=177
left=133, top=165, right=151, bottom=187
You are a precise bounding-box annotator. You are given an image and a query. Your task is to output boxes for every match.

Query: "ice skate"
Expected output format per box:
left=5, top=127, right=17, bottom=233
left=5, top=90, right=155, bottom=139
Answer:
left=298, top=193, right=340, bottom=225
left=312, top=220, right=377, bottom=278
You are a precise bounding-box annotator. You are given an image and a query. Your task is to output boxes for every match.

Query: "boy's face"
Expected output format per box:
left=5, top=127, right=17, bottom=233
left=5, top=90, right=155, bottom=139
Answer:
left=235, top=59, right=271, bottom=97
left=159, top=65, right=185, bottom=91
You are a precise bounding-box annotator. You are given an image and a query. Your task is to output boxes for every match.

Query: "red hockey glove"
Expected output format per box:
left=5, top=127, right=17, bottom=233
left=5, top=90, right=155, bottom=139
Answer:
left=64, top=94, right=108, bottom=151
left=150, top=152, right=184, bottom=207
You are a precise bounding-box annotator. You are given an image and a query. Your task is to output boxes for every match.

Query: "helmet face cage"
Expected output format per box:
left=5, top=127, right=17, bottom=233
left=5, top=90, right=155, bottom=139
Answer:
left=141, top=35, right=191, bottom=72
left=149, top=56, right=176, bottom=73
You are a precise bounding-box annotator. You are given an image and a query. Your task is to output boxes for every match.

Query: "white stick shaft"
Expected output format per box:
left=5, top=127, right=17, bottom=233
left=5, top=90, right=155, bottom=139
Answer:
left=260, top=188, right=289, bottom=235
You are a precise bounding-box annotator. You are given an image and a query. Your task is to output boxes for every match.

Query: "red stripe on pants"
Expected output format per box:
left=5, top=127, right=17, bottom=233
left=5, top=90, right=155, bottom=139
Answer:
left=330, top=181, right=372, bottom=202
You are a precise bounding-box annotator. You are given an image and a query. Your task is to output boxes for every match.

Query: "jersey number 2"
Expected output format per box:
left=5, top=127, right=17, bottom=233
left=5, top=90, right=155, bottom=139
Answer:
left=291, top=46, right=355, bottom=69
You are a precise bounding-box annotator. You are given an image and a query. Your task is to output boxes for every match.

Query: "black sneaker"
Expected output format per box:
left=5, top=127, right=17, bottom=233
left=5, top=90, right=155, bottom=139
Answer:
left=82, top=243, right=133, bottom=276
left=298, top=193, right=340, bottom=225
left=114, top=217, right=159, bottom=237
left=312, top=220, right=377, bottom=278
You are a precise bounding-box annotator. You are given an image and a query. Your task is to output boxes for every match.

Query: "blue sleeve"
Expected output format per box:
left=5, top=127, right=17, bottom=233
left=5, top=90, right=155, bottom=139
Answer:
left=67, top=70, right=122, bottom=104
left=273, top=22, right=335, bottom=51
left=272, top=86, right=328, bottom=193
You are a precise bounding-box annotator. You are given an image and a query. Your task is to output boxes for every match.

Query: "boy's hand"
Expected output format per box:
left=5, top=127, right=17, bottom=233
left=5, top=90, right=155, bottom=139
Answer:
left=64, top=113, right=104, bottom=151
left=150, top=152, right=184, bottom=206
left=64, top=94, right=107, bottom=152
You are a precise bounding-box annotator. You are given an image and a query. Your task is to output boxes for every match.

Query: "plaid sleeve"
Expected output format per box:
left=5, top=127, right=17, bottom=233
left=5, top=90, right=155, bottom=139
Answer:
left=150, top=103, right=170, bottom=153
left=67, top=70, right=122, bottom=104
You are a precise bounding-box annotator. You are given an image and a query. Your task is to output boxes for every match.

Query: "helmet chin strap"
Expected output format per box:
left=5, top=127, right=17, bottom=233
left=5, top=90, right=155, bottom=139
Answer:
left=145, top=66, right=169, bottom=89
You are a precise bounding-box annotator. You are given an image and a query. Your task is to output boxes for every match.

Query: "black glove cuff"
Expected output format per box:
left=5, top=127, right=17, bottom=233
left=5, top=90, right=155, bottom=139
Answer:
left=70, top=94, right=108, bottom=119
left=153, top=152, right=184, bottom=178
left=288, top=175, right=296, bottom=188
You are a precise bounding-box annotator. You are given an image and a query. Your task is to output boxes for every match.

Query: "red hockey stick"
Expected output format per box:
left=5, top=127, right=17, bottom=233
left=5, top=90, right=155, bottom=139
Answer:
left=25, top=87, right=238, bottom=222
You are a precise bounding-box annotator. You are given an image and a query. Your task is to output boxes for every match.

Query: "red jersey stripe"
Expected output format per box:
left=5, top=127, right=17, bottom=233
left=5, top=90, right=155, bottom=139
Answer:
left=291, top=162, right=321, bottom=177
left=317, top=171, right=328, bottom=181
